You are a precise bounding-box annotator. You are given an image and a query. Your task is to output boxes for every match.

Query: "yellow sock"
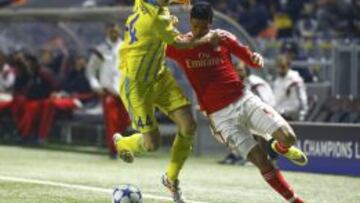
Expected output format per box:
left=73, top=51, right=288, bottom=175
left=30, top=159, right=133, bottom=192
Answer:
left=167, top=133, right=193, bottom=182
left=116, top=133, right=145, bottom=154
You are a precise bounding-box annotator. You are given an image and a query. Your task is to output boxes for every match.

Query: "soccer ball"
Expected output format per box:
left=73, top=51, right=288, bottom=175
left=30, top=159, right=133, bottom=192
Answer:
left=112, top=184, right=142, bottom=203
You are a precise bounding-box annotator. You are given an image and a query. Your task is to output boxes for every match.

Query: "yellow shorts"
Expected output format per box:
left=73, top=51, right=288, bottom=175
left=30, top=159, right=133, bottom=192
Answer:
left=119, top=68, right=190, bottom=133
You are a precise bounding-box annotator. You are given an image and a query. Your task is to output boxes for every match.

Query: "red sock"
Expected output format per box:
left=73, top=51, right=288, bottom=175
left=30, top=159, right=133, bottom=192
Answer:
left=262, top=167, right=297, bottom=201
left=293, top=197, right=305, bottom=203
left=275, top=142, right=289, bottom=154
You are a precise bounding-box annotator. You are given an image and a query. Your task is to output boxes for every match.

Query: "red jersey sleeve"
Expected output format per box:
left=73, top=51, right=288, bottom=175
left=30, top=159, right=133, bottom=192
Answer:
left=166, top=33, right=193, bottom=60
left=220, top=30, right=261, bottom=69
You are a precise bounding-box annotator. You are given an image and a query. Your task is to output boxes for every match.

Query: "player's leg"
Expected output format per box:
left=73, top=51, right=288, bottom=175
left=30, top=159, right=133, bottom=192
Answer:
left=159, top=107, right=195, bottom=201
left=253, top=135, right=279, bottom=160
left=38, top=99, right=54, bottom=142
left=211, top=99, right=304, bottom=203
left=247, top=144, right=304, bottom=203
left=114, top=76, right=160, bottom=162
left=166, top=105, right=196, bottom=182
left=114, top=120, right=161, bottom=162
left=19, top=100, right=41, bottom=140
left=11, top=95, right=27, bottom=132
left=154, top=68, right=193, bottom=202
left=270, top=124, right=308, bottom=165
left=245, top=93, right=308, bottom=166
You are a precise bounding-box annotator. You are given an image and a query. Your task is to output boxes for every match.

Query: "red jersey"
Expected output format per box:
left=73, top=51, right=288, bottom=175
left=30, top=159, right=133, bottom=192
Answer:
left=166, top=29, right=261, bottom=114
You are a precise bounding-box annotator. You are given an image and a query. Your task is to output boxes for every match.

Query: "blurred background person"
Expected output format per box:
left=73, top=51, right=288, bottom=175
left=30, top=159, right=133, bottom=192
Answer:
left=86, top=24, right=130, bottom=159
left=38, top=55, right=96, bottom=143
left=15, top=52, right=59, bottom=144
left=236, top=60, right=276, bottom=107
left=281, top=41, right=315, bottom=83
left=0, top=51, right=15, bottom=113
left=237, top=0, right=272, bottom=38
left=38, top=37, right=70, bottom=82
left=273, top=55, right=308, bottom=121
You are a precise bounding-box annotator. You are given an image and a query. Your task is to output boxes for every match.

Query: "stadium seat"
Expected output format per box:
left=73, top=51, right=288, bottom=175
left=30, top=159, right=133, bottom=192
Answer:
left=328, top=97, right=352, bottom=123
left=347, top=98, right=360, bottom=123
left=312, top=96, right=360, bottom=123
left=305, top=95, right=318, bottom=121
left=56, top=102, right=104, bottom=145
left=312, top=97, right=334, bottom=122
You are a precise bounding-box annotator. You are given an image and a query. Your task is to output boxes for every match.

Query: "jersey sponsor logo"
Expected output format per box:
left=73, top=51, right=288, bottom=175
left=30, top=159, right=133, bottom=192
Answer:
left=185, top=52, right=224, bottom=69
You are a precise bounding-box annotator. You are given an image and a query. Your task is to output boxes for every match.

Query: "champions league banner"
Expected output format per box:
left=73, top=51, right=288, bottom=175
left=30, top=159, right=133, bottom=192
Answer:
left=277, top=123, right=360, bottom=176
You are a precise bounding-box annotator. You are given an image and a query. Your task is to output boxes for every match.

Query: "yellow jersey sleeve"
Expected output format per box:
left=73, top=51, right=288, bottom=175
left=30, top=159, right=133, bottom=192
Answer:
left=120, top=0, right=178, bottom=80
left=154, top=9, right=179, bottom=44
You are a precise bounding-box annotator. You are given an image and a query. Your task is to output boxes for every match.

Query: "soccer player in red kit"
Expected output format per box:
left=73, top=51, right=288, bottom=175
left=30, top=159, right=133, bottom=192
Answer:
left=166, top=2, right=306, bottom=202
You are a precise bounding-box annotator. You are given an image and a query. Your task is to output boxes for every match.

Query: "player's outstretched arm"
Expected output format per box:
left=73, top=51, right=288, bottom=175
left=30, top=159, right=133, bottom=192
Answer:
left=221, top=31, right=264, bottom=68
left=171, top=30, right=220, bottom=49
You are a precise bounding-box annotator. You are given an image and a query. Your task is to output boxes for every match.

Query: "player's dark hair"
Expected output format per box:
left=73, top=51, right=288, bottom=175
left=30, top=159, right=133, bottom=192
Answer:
left=191, top=1, right=213, bottom=23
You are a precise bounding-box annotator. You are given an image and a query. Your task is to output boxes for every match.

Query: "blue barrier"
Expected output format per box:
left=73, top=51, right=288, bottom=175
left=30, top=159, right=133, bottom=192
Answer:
left=278, top=122, right=360, bottom=176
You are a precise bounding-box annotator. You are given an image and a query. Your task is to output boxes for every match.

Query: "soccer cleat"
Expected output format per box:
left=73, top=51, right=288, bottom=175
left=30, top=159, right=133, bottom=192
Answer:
left=266, top=138, right=279, bottom=160
left=161, top=174, right=186, bottom=203
left=271, top=141, right=308, bottom=166
left=113, top=133, right=134, bottom=163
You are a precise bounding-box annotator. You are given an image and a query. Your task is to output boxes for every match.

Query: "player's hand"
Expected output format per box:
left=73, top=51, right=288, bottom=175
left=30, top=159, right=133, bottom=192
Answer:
left=170, top=15, right=179, bottom=27
left=251, top=52, right=264, bottom=68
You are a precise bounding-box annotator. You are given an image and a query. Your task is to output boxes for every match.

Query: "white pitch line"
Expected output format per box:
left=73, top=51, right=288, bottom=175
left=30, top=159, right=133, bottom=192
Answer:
left=0, top=175, right=209, bottom=203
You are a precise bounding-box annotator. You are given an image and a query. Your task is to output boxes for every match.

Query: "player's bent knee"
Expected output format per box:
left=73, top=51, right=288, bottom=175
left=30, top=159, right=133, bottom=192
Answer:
left=273, top=126, right=297, bottom=146
left=176, top=115, right=197, bottom=136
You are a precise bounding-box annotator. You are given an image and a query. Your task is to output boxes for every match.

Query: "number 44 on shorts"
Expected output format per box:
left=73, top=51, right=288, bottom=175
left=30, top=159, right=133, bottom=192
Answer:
left=137, top=115, right=153, bottom=128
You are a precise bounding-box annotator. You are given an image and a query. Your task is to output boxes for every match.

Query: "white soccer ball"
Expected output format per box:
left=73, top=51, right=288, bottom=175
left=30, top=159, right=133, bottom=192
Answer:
left=112, top=184, right=142, bottom=203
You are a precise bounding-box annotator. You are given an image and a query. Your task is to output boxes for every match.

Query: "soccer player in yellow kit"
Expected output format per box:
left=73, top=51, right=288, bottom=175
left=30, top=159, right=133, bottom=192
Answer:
left=114, top=0, right=218, bottom=202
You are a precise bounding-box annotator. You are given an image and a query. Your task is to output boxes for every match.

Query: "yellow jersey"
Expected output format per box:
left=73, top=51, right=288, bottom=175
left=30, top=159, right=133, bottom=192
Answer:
left=119, top=0, right=179, bottom=82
